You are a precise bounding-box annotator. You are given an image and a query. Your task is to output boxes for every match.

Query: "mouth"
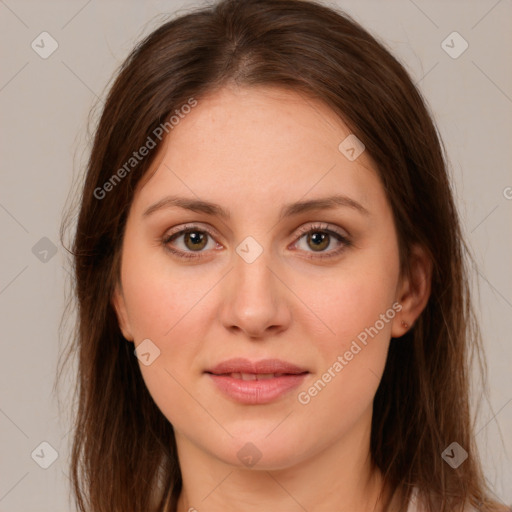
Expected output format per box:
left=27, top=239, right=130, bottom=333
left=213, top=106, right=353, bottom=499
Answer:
left=211, top=372, right=305, bottom=380
left=206, top=357, right=308, bottom=375
left=205, top=358, right=309, bottom=404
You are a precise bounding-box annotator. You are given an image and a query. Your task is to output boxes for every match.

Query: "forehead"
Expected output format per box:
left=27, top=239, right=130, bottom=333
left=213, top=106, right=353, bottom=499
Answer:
left=133, top=85, right=387, bottom=218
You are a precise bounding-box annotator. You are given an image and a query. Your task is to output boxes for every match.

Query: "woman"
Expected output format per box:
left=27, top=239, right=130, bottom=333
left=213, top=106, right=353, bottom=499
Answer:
left=59, top=0, right=508, bottom=510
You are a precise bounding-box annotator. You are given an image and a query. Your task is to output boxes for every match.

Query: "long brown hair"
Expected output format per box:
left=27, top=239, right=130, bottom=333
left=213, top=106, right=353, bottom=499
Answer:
left=58, top=0, right=505, bottom=510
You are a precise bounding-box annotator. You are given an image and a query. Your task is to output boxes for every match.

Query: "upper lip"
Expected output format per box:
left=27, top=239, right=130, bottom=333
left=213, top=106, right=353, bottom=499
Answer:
left=206, top=358, right=309, bottom=375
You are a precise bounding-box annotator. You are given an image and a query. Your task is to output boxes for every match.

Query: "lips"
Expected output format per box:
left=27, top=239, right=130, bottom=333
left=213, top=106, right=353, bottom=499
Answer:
left=205, top=358, right=309, bottom=405
left=206, top=357, right=308, bottom=376
left=223, top=372, right=285, bottom=380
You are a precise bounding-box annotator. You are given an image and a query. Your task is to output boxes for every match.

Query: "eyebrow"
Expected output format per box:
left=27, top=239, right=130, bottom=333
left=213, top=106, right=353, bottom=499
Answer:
left=142, top=194, right=370, bottom=220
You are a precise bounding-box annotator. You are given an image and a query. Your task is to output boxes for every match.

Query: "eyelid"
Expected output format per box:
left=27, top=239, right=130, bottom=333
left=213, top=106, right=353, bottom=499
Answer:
left=162, top=221, right=352, bottom=260
left=164, top=221, right=348, bottom=242
left=293, top=221, right=349, bottom=239
left=289, top=222, right=352, bottom=260
left=163, top=222, right=221, bottom=242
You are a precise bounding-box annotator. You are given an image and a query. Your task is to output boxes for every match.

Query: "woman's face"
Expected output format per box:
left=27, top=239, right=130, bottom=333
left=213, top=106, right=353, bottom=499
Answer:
left=112, top=85, right=422, bottom=470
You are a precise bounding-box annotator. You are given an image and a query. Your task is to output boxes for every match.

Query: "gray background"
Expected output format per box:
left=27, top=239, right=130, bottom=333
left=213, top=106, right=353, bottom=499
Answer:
left=0, top=0, right=511, bottom=510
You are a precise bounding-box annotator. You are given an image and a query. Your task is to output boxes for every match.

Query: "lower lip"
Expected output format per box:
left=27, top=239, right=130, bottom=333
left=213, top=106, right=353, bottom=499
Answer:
left=207, top=373, right=308, bottom=405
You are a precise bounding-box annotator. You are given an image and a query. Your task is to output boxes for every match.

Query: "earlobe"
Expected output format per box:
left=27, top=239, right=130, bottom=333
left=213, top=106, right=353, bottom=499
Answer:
left=111, top=284, right=134, bottom=342
left=391, top=244, right=432, bottom=338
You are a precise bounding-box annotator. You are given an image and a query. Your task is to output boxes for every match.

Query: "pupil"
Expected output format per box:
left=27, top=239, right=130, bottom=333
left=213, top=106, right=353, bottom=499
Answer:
left=186, top=231, right=206, bottom=250
left=309, top=232, right=328, bottom=251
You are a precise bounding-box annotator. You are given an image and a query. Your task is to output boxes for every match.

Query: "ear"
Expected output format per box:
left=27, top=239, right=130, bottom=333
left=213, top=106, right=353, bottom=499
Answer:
left=111, top=283, right=134, bottom=342
left=391, top=244, right=432, bottom=338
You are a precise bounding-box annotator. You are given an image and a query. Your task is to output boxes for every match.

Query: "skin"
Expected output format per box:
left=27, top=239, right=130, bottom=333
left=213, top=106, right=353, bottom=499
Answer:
left=112, top=84, right=431, bottom=512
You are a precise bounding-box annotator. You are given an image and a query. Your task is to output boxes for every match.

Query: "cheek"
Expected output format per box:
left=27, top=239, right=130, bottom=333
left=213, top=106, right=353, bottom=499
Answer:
left=119, top=244, right=218, bottom=389
left=119, top=252, right=209, bottom=426
left=293, top=243, right=399, bottom=409
left=299, top=252, right=399, bottom=352
left=301, top=274, right=394, bottom=394
left=292, top=276, right=397, bottom=449
left=120, top=246, right=209, bottom=341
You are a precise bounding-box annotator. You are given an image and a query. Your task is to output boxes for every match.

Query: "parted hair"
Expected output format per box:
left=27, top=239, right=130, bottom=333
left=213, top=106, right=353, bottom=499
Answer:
left=58, top=0, right=504, bottom=511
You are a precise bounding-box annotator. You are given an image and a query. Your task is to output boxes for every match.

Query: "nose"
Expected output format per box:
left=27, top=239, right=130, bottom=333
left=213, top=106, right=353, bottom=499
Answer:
left=219, top=247, right=291, bottom=340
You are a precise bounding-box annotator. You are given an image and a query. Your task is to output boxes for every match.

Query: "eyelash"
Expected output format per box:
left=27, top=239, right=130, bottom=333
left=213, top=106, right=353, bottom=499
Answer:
left=162, top=222, right=352, bottom=261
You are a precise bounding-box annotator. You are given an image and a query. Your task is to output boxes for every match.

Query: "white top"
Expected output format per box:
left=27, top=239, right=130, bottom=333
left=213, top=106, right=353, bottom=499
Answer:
left=406, top=487, right=424, bottom=512
left=406, top=487, right=477, bottom=512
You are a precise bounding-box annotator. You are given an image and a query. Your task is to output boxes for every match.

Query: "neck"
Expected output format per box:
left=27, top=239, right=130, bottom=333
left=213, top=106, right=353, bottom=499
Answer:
left=174, top=408, right=391, bottom=512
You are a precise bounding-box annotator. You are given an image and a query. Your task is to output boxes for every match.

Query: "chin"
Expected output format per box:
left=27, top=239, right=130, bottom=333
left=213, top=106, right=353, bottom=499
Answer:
left=205, top=431, right=313, bottom=472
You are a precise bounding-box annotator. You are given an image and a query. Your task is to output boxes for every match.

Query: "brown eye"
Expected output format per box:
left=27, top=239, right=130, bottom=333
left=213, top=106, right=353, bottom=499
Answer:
left=162, top=225, right=218, bottom=260
left=293, top=223, right=352, bottom=260
left=306, top=231, right=330, bottom=251
left=182, top=230, right=208, bottom=251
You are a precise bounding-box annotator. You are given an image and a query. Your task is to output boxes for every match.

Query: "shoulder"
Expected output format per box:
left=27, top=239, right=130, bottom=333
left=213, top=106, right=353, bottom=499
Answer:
left=463, top=504, right=510, bottom=512
left=407, top=487, right=509, bottom=512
